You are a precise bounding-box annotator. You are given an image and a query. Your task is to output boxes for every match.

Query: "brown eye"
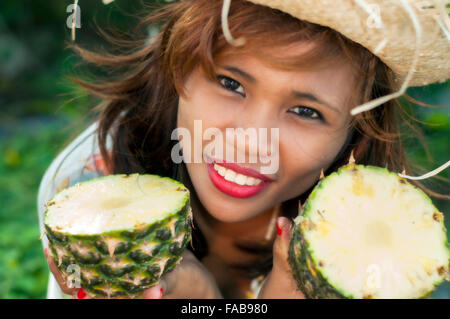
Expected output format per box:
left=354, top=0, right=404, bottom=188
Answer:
left=290, top=106, right=323, bottom=121
left=216, top=75, right=245, bottom=96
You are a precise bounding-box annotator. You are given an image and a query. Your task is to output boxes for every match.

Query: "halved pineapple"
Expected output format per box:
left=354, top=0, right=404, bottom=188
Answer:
left=44, top=174, right=191, bottom=298
left=289, top=162, right=449, bottom=299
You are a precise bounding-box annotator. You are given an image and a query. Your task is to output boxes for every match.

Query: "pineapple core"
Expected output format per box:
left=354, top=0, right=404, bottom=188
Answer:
left=364, top=220, right=393, bottom=247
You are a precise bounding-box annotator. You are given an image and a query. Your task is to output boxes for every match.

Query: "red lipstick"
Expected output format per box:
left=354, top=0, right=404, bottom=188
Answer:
left=205, top=156, right=273, bottom=198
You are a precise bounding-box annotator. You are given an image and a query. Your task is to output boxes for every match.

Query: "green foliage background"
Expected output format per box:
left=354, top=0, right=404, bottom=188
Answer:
left=0, top=0, right=448, bottom=298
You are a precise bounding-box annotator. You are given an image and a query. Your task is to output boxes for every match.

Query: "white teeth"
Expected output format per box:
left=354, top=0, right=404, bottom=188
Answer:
left=214, top=163, right=227, bottom=177
left=212, top=164, right=264, bottom=186
left=246, top=177, right=256, bottom=185
left=235, top=174, right=246, bottom=185
left=224, top=170, right=236, bottom=182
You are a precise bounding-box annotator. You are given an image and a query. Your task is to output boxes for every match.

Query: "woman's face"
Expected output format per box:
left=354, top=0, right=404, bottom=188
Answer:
left=177, top=43, right=358, bottom=223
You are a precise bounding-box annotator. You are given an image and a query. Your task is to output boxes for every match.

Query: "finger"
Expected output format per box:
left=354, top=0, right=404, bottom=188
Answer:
left=143, top=251, right=197, bottom=299
left=143, top=249, right=207, bottom=299
left=156, top=269, right=179, bottom=298
left=154, top=251, right=193, bottom=298
left=73, top=287, right=92, bottom=299
left=142, top=284, right=164, bottom=299
left=272, top=216, right=292, bottom=272
left=258, top=217, right=305, bottom=299
left=44, top=248, right=78, bottom=295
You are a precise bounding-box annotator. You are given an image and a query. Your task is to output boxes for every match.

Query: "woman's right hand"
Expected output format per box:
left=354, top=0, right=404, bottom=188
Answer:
left=44, top=248, right=222, bottom=299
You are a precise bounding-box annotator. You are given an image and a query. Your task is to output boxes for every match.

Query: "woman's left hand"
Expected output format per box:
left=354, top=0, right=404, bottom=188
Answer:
left=257, top=217, right=306, bottom=299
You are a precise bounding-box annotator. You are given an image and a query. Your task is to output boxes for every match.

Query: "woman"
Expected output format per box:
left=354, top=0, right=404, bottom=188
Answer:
left=39, top=0, right=449, bottom=298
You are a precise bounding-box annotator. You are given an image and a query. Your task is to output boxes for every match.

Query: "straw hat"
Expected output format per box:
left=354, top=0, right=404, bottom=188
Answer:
left=242, top=0, right=450, bottom=87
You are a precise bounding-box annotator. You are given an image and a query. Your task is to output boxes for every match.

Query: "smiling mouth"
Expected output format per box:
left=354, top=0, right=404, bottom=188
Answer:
left=212, top=163, right=264, bottom=186
left=206, top=160, right=273, bottom=198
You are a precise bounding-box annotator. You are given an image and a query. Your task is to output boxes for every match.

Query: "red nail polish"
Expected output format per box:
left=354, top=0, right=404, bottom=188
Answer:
left=77, top=288, right=86, bottom=299
left=159, top=288, right=164, bottom=298
left=276, top=220, right=282, bottom=236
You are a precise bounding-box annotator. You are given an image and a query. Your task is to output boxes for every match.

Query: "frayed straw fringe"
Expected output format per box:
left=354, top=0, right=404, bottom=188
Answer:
left=431, top=0, right=450, bottom=42
left=221, top=0, right=247, bottom=46
left=433, top=0, right=450, bottom=42
left=350, top=0, right=422, bottom=116
left=351, top=0, right=449, bottom=115
left=71, top=0, right=79, bottom=42
left=71, top=0, right=116, bottom=42
left=398, top=160, right=450, bottom=181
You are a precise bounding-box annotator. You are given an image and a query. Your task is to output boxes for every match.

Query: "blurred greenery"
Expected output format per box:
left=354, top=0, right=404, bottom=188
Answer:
left=0, top=0, right=449, bottom=299
left=0, top=126, right=69, bottom=298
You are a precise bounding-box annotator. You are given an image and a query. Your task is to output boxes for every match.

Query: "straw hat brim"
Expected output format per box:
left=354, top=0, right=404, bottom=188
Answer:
left=246, top=0, right=450, bottom=87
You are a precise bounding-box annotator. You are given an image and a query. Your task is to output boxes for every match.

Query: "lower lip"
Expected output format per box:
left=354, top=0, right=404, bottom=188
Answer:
left=206, top=162, right=271, bottom=198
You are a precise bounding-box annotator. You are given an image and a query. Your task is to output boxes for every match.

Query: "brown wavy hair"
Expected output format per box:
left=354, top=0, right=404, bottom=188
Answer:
left=65, top=0, right=447, bottom=293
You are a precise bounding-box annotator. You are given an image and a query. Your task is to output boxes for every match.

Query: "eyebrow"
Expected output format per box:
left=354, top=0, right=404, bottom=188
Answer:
left=221, top=65, right=340, bottom=114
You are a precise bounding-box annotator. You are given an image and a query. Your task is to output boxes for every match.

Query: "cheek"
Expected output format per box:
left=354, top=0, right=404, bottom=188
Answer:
left=278, top=125, right=349, bottom=190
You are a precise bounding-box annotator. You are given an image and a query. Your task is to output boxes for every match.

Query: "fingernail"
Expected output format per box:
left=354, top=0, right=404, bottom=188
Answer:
left=276, top=218, right=282, bottom=236
left=77, top=288, right=86, bottom=299
left=159, top=288, right=163, bottom=298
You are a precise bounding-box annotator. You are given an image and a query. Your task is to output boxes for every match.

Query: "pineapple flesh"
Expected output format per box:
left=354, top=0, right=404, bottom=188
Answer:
left=44, top=174, right=192, bottom=298
left=289, top=164, right=450, bottom=299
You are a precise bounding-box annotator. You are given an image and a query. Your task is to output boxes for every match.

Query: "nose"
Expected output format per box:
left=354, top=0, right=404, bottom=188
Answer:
left=227, top=98, right=279, bottom=161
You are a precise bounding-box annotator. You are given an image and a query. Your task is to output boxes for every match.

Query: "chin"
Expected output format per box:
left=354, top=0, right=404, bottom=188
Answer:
left=196, top=190, right=257, bottom=223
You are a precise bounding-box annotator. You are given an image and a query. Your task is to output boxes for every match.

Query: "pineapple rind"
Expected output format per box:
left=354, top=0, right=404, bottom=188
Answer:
left=288, top=164, right=450, bottom=299
left=288, top=221, right=346, bottom=299
left=44, top=174, right=191, bottom=298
